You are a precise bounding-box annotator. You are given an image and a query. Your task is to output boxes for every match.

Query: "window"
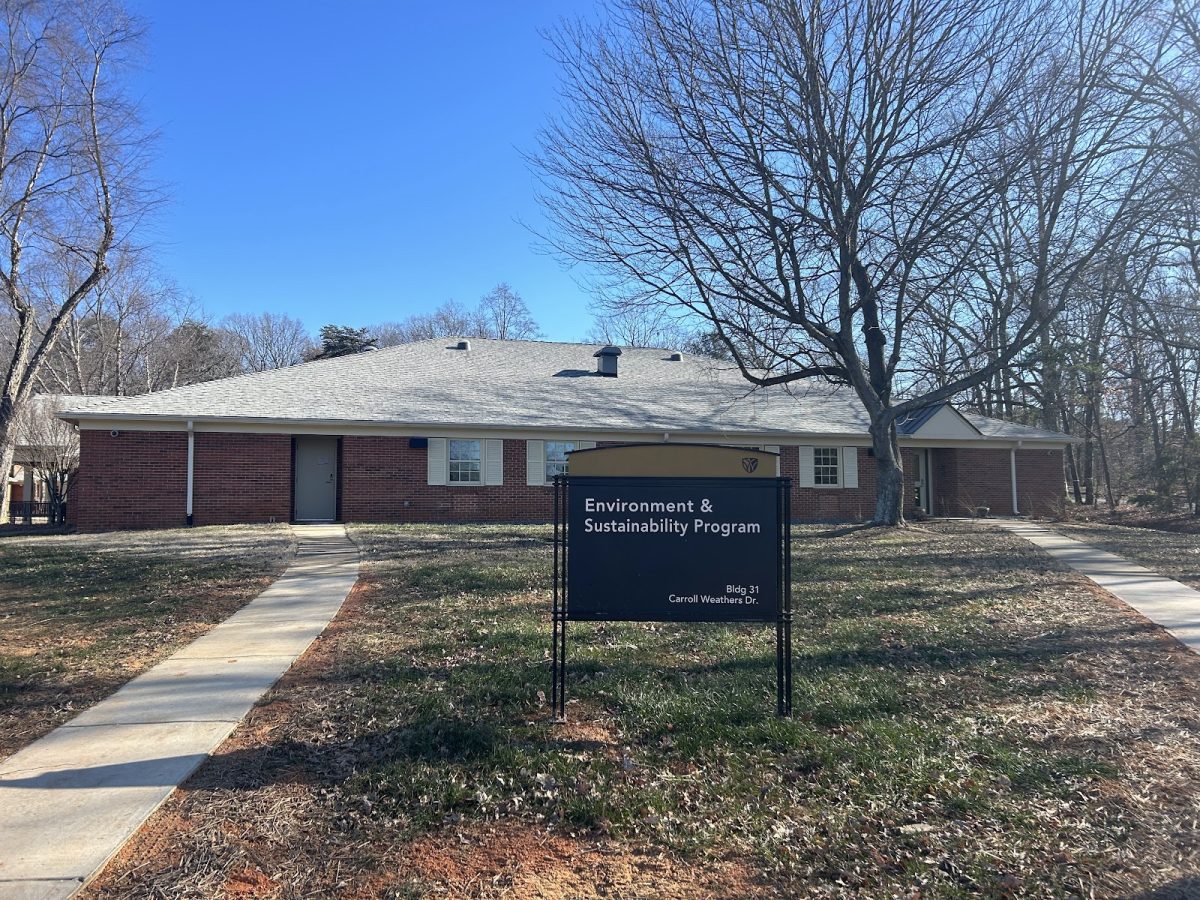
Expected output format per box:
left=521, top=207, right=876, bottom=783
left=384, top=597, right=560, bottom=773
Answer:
left=448, top=439, right=482, bottom=483
left=814, top=447, right=840, bottom=486
left=545, top=441, right=576, bottom=480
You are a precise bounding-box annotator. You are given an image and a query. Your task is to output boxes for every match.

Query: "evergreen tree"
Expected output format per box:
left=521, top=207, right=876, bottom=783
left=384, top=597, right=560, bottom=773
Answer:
left=311, top=325, right=377, bottom=360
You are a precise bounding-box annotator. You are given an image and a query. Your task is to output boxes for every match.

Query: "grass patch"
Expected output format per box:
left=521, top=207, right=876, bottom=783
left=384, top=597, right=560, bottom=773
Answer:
left=86, top=522, right=1200, bottom=898
left=0, top=525, right=294, bottom=757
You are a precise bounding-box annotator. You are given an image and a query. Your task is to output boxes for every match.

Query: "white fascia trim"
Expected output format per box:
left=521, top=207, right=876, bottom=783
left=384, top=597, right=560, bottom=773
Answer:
left=63, top=414, right=1074, bottom=450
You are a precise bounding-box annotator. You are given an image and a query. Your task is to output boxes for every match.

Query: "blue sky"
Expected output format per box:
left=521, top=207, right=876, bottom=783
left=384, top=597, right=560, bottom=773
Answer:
left=127, top=1, right=598, bottom=340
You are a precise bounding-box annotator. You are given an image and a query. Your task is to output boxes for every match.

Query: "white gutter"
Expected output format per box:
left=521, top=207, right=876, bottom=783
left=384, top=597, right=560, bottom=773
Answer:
left=186, top=419, right=194, bottom=527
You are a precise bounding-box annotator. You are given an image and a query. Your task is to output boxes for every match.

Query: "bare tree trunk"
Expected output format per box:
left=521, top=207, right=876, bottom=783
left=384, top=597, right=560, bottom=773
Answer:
left=0, top=423, right=15, bottom=526
left=1097, top=424, right=1117, bottom=509
left=1065, top=444, right=1084, bottom=505
left=870, top=420, right=904, bottom=526
left=1082, top=415, right=1096, bottom=506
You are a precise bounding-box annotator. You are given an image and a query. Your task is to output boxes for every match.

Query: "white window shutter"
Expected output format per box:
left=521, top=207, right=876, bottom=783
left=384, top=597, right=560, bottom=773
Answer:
left=765, top=445, right=781, bottom=477
left=842, top=447, right=859, bottom=488
left=798, top=446, right=815, bottom=487
left=484, top=439, right=504, bottom=485
left=526, top=440, right=545, bottom=486
left=427, top=438, right=447, bottom=485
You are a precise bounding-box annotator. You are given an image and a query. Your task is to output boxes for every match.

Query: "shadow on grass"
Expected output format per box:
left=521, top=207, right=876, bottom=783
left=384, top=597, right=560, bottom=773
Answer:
left=236, top=599, right=1154, bottom=764
left=1131, top=877, right=1200, bottom=900
left=814, top=523, right=879, bottom=538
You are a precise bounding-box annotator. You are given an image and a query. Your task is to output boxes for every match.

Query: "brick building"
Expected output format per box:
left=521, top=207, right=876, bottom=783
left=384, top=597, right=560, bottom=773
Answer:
left=58, top=339, right=1073, bottom=530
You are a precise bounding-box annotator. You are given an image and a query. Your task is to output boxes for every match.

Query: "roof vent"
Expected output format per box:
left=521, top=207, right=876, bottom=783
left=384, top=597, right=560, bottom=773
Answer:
left=455, top=339, right=471, bottom=351
left=668, top=351, right=683, bottom=361
left=593, top=345, right=622, bottom=377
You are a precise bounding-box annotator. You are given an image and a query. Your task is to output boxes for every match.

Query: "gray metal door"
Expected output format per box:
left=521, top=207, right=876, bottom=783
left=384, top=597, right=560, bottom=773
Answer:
left=294, top=436, right=338, bottom=522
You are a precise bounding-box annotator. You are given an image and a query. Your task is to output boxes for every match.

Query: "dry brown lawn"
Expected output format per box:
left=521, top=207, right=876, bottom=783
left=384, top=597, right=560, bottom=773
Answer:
left=0, top=525, right=294, bottom=759
left=1054, top=521, right=1200, bottom=590
left=82, top=523, right=1200, bottom=898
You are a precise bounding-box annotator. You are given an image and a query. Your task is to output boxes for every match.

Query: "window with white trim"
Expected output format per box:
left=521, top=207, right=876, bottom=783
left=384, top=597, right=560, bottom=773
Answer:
left=813, top=447, right=840, bottom=486
left=448, top=439, right=482, bottom=483
left=545, top=441, right=576, bottom=480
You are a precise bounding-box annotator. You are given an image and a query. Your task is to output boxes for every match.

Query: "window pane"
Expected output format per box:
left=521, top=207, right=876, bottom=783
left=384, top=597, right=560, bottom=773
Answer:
left=545, top=441, right=576, bottom=479
left=449, top=440, right=482, bottom=483
left=449, top=461, right=481, bottom=483
left=814, top=447, right=840, bottom=486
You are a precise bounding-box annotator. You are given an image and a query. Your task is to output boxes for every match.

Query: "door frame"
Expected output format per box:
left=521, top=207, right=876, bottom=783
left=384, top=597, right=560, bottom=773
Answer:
left=292, top=435, right=341, bottom=523
left=914, top=448, right=933, bottom=515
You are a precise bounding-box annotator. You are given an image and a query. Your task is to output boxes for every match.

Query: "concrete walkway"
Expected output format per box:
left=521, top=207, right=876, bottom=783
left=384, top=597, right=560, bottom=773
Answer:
left=999, top=520, right=1200, bottom=654
left=0, top=524, right=359, bottom=900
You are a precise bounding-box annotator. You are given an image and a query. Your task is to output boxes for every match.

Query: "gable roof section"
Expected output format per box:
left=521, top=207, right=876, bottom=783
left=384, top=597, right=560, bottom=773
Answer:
left=896, top=404, right=940, bottom=435
left=897, top=403, right=983, bottom=439
left=58, top=338, right=1073, bottom=445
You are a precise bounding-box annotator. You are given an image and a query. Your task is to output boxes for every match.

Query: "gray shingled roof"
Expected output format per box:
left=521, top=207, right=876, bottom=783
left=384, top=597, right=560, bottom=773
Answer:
left=58, top=338, right=1071, bottom=443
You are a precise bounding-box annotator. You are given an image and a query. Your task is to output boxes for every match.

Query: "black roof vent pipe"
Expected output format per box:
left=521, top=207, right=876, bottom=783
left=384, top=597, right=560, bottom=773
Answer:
left=593, top=345, right=622, bottom=377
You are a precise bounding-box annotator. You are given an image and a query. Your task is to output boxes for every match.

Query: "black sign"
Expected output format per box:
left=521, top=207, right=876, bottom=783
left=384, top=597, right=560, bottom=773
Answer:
left=566, top=476, right=780, bottom=622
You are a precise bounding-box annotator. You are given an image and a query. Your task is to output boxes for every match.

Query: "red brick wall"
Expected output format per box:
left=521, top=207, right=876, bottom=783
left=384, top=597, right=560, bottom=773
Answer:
left=340, top=436, right=554, bottom=522
left=933, top=448, right=1064, bottom=517
left=1017, top=449, right=1067, bottom=517
left=192, top=433, right=292, bottom=525
left=777, top=446, right=921, bottom=522
left=71, top=430, right=188, bottom=530
left=69, top=431, right=1066, bottom=530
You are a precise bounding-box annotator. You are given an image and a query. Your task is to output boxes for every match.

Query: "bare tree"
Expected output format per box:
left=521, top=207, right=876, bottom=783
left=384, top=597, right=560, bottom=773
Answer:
left=36, top=251, right=182, bottom=395
left=479, top=283, right=543, bottom=339
left=149, top=318, right=241, bottom=388
left=221, top=311, right=313, bottom=372
left=375, top=299, right=488, bottom=346
left=375, top=288, right=544, bottom=346
left=0, top=0, right=150, bottom=520
left=584, top=303, right=695, bottom=348
left=535, top=0, right=1166, bottom=524
left=860, top=0, right=1200, bottom=517
left=11, top=395, right=77, bottom=524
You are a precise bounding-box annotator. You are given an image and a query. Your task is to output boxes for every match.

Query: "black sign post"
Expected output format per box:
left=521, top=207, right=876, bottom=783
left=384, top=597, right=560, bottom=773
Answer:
left=552, top=474, right=792, bottom=719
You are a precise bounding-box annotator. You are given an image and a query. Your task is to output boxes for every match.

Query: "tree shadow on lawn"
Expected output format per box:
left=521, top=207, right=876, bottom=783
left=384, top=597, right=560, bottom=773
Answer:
left=1132, top=876, right=1200, bottom=899
left=355, top=527, right=552, bottom=555
left=796, top=579, right=1066, bottom=619
left=159, top=524, right=1159, bottom=793
left=321, top=563, right=1168, bottom=735
left=7, top=602, right=1145, bottom=797
left=163, top=616, right=1124, bottom=796
left=0, top=552, right=284, bottom=626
